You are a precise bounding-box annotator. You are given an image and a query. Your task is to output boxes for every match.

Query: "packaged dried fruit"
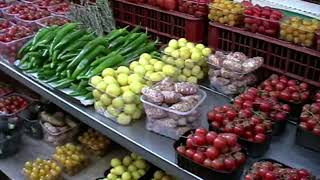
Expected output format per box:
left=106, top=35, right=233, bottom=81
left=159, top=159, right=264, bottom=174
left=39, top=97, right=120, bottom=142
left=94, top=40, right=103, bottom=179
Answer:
left=280, top=17, right=320, bottom=47
left=40, top=112, right=79, bottom=146
left=141, top=80, right=207, bottom=139
left=207, top=51, right=262, bottom=96
left=208, top=0, right=244, bottom=26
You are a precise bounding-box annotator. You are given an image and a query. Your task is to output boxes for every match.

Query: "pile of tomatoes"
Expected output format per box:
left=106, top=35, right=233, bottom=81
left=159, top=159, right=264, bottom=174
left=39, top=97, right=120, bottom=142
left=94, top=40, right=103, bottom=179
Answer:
left=0, top=95, right=28, bottom=115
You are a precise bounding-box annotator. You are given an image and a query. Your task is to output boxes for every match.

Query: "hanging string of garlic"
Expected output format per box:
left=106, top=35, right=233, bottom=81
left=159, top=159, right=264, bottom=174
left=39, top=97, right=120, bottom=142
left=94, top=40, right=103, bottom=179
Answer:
left=67, top=0, right=116, bottom=35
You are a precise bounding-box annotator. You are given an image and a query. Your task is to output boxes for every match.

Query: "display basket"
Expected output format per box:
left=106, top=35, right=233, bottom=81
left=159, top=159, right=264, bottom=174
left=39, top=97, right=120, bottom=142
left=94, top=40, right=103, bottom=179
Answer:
left=110, top=0, right=206, bottom=44
left=40, top=120, right=79, bottom=146
left=173, top=129, right=247, bottom=180
left=209, top=124, right=272, bottom=157
left=296, top=125, right=320, bottom=152
left=141, top=89, right=206, bottom=140
left=208, top=21, right=320, bottom=88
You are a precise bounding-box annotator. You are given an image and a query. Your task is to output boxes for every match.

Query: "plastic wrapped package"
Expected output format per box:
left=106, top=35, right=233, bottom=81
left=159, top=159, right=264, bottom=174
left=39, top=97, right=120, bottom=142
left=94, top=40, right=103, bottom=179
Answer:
left=36, top=15, right=70, bottom=28
left=40, top=113, right=79, bottom=146
left=0, top=35, right=33, bottom=63
left=141, top=87, right=206, bottom=140
left=207, top=51, right=262, bottom=96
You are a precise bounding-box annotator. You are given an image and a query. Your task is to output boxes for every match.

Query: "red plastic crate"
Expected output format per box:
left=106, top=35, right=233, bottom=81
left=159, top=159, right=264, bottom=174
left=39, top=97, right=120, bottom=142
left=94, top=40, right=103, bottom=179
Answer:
left=208, top=21, right=320, bottom=87
left=110, top=0, right=206, bottom=44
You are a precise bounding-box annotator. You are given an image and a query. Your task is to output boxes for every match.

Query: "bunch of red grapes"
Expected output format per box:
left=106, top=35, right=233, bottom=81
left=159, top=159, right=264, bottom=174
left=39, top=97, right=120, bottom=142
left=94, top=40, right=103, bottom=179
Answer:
left=259, top=74, right=310, bottom=104
left=299, top=92, right=320, bottom=136
left=244, top=5, right=283, bottom=37
left=0, top=19, right=12, bottom=31
left=208, top=87, right=290, bottom=143
left=245, top=161, right=314, bottom=180
left=176, top=128, right=246, bottom=172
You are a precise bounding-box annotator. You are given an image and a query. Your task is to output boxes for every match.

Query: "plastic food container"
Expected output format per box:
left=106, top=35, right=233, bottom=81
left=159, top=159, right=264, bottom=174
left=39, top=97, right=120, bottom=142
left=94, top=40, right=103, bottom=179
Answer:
left=48, top=2, right=70, bottom=15
left=36, top=15, right=70, bottom=28
left=0, top=1, right=16, bottom=17
left=208, top=3, right=244, bottom=26
left=173, top=130, right=246, bottom=180
left=272, top=120, right=287, bottom=136
left=296, top=126, right=320, bottom=152
left=244, top=14, right=280, bottom=37
left=96, top=166, right=155, bottom=180
left=22, top=117, right=43, bottom=139
left=0, top=127, right=22, bottom=159
left=280, top=17, right=320, bottom=48
left=141, top=89, right=206, bottom=140
left=0, top=35, right=33, bottom=63
left=244, top=159, right=317, bottom=180
left=14, top=12, right=50, bottom=31
left=209, top=125, right=272, bottom=157
left=0, top=18, right=14, bottom=33
left=33, top=0, right=66, bottom=9
left=40, top=120, right=79, bottom=146
left=0, top=93, right=32, bottom=117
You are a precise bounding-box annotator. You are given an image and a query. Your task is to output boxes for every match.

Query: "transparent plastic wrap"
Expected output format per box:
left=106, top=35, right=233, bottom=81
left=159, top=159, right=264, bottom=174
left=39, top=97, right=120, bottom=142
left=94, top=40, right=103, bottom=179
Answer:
left=78, top=129, right=111, bottom=157
left=36, top=15, right=70, bottom=28
left=48, top=2, right=70, bottom=15
left=0, top=18, right=14, bottom=33
left=280, top=17, right=320, bottom=47
left=141, top=83, right=207, bottom=140
left=207, top=51, right=262, bottom=96
left=22, top=159, right=63, bottom=180
left=14, top=9, right=51, bottom=30
left=0, top=35, right=33, bottom=63
left=0, top=93, right=32, bottom=117
left=40, top=114, right=79, bottom=146
left=1, top=2, right=32, bottom=22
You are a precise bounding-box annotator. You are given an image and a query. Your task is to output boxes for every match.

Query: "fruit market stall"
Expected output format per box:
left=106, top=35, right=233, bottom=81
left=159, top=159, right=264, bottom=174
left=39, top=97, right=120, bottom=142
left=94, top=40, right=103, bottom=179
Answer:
left=0, top=0, right=320, bottom=179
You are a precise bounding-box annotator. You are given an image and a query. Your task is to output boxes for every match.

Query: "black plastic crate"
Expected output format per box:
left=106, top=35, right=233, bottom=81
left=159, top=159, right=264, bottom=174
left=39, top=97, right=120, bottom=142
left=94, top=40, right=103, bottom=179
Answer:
left=296, top=126, right=320, bottom=152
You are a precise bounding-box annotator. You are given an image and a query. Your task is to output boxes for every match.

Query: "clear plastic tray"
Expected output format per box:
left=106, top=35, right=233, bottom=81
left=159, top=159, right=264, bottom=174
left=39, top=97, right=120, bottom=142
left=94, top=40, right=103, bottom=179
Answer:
left=208, top=3, right=244, bottom=26
left=0, top=93, right=33, bottom=117
left=36, top=15, right=70, bottom=28
left=33, top=0, right=66, bottom=9
left=0, top=18, right=14, bottom=33
left=244, top=14, right=281, bottom=37
left=40, top=120, right=79, bottom=146
left=14, top=11, right=51, bottom=31
left=280, top=17, right=320, bottom=47
left=1, top=2, right=30, bottom=22
left=48, top=2, right=70, bottom=15
left=141, top=89, right=207, bottom=140
left=0, top=35, right=33, bottom=62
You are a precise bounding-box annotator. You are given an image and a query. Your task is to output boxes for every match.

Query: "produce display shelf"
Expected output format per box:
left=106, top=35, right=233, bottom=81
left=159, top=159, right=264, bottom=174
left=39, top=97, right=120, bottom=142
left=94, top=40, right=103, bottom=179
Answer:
left=0, top=60, right=203, bottom=180
left=1, top=60, right=320, bottom=179
left=208, top=22, right=320, bottom=88
left=0, top=135, right=128, bottom=180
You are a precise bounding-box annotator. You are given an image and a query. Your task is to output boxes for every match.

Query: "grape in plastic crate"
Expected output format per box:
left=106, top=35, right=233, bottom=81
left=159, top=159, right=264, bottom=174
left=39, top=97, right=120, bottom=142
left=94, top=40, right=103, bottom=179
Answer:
left=48, top=2, right=70, bottom=16
left=141, top=80, right=207, bottom=140
left=280, top=17, right=320, bottom=47
left=0, top=18, right=14, bottom=33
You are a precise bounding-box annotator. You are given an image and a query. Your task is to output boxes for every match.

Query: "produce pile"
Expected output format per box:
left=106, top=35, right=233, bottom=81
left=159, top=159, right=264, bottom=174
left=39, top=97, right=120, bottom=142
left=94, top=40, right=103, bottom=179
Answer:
left=175, top=128, right=247, bottom=171
left=0, top=94, right=29, bottom=115
left=151, top=170, right=175, bottom=180
left=78, top=128, right=111, bottom=156
left=103, top=153, right=150, bottom=180
left=23, top=159, right=62, bottom=180
left=142, top=78, right=205, bottom=139
left=18, top=24, right=157, bottom=101
left=37, top=16, right=70, bottom=28
left=40, top=110, right=79, bottom=146
left=53, top=143, right=89, bottom=175
left=163, top=38, right=212, bottom=84
left=208, top=0, right=244, bottom=26
left=245, top=160, right=314, bottom=180
left=208, top=51, right=263, bottom=95
left=208, top=86, right=291, bottom=143
left=299, top=92, right=320, bottom=136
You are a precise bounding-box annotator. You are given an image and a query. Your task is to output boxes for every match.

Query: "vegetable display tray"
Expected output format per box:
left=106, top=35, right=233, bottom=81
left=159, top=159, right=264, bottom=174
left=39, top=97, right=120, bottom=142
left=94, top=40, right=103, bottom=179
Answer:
left=173, top=129, right=246, bottom=180
left=110, top=0, right=206, bottom=44
left=296, top=125, right=320, bottom=152
left=0, top=35, right=33, bottom=63
left=208, top=21, right=320, bottom=88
